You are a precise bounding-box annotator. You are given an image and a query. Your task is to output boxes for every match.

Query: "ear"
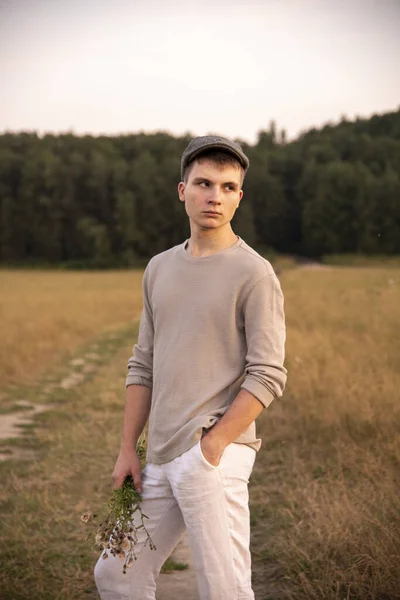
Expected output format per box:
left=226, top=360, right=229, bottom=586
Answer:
left=237, top=190, right=243, bottom=207
left=178, top=181, right=185, bottom=202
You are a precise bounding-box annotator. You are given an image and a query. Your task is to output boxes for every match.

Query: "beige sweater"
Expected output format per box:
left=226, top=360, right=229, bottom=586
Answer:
left=126, top=237, right=287, bottom=464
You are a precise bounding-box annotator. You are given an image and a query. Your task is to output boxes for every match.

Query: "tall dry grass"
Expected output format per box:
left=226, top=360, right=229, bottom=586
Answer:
left=0, top=269, right=144, bottom=389
left=0, top=266, right=399, bottom=599
left=251, top=266, right=400, bottom=599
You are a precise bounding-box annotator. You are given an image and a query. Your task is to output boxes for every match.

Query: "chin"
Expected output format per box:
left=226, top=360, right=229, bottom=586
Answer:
left=202, top=221, right=223, bottom=229
left=198, top=225, right=220, bottom=231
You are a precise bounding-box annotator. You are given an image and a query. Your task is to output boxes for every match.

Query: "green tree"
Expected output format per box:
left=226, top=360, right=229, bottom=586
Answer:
left=302, top=162, right=368, bottom=255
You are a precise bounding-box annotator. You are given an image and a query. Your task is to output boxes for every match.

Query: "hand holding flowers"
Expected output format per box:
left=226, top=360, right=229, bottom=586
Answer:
left=81, top=435, right=155, bottom=574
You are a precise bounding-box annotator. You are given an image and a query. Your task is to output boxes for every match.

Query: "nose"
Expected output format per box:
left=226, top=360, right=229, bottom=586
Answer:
left=207, top=187, right=222, bottom=205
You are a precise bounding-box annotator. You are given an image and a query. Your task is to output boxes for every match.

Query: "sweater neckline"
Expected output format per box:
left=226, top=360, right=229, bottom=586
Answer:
left=179, top=236, right=243, bottom=261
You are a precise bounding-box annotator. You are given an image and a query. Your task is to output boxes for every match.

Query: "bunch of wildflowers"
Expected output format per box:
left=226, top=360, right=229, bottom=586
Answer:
left=81, top=435, right=155, bottom=574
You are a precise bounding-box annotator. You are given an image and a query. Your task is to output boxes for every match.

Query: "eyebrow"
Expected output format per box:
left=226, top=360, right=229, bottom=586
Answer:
left=192, top=177, right=209, bottom=184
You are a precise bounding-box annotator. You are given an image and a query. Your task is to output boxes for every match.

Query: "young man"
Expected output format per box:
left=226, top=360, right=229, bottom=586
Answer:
left=94, top=135, right=287, bottom=600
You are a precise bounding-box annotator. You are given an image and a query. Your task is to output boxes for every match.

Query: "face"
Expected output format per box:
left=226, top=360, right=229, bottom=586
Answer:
left=178, top=160, right=243, bottom=234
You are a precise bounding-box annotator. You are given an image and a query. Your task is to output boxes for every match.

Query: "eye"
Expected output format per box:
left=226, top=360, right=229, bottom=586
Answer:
left=199, top=181, right=209, bottom=188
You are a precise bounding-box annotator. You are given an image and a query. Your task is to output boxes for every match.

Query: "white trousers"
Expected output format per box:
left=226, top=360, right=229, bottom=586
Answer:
left=94, top=440, right=256, bottom=600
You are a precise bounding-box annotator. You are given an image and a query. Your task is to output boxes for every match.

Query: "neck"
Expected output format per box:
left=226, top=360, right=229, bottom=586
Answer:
left=186, top=225, right=238, bottom=258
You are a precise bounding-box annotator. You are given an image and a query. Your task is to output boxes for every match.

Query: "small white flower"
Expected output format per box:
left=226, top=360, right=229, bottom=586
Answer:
left=122, top=538, right=130, bottom=550
left=80, top=511, right=94, bottom=523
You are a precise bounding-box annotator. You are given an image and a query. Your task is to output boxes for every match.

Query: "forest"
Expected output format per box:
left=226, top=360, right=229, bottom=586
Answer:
left=0, top=108, right=399, bottom=266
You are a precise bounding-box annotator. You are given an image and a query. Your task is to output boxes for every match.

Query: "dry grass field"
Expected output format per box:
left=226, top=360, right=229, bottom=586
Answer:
left=0, top=265, right=399, bottom=599
left=251, top=266, right=400, bottom=599
left=0, top=270, right=144, bottom=389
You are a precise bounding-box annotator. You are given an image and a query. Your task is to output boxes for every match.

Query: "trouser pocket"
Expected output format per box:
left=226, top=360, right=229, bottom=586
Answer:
left=197, top=439, right=220, bottom=469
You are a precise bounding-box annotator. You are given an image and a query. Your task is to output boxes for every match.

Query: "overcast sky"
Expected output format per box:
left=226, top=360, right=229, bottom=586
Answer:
left=1, top=0, right=399, bottom=142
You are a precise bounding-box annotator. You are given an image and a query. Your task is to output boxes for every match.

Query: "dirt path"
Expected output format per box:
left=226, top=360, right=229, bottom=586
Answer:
left=0, top=350, right=102, bottom=461
left=0, top=343, right=200, bottom=599
left=157, top=533, right=199, bottom=600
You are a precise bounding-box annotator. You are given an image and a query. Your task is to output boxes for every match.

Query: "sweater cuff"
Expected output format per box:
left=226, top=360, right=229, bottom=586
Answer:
left=240, top=379, right=275, bottom=408
left=125, top=375, right=153, bottom=389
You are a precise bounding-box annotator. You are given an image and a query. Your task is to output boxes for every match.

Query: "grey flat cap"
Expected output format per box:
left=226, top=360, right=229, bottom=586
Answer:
left=181, top=135, right=250, bottom=180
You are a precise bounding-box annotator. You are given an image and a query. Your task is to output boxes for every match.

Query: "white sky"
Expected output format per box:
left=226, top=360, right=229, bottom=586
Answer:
left=0, top=0, right=399, bottom=142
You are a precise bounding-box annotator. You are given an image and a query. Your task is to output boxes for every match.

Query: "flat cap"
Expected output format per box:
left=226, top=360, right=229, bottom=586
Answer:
left=181, top=135, right=250, bottom=180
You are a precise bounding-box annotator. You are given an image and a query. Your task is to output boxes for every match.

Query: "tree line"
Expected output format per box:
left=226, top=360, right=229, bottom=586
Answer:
left=0, top=109, right=399, bottom=266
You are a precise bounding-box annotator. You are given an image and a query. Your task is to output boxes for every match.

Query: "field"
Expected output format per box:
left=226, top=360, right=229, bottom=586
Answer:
left=0, top=269, right=144, bottom=388
left=0, top=266, right=399, bottom=600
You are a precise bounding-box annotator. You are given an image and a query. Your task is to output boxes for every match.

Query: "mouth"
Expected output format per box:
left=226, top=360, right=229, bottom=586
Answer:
left=203, top=211, right=221, bottom=216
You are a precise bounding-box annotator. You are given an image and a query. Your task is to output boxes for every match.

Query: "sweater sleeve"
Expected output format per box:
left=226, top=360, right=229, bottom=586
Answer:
left=125, top=266, right=154, bottom=389
left=240, top=273, right=287, bottom=408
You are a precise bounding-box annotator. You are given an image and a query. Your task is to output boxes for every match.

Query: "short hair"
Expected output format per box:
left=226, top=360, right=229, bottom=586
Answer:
left=183, top=149, right=245, bottom=184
